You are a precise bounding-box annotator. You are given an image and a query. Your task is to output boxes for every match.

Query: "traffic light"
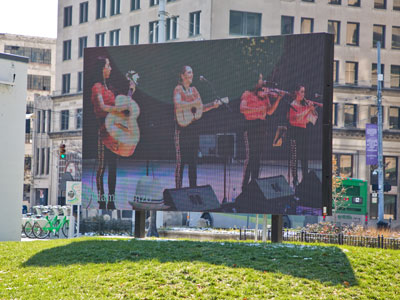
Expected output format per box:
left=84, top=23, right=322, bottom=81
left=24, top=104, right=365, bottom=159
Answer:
left=59, top=144, right=66, bottom=159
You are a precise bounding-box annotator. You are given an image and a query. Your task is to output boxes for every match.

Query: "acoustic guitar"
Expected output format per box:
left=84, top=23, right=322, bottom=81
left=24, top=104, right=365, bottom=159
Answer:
left=175, top=97, right=229, bottom=127
left=104, top=95, right=140, bottom=157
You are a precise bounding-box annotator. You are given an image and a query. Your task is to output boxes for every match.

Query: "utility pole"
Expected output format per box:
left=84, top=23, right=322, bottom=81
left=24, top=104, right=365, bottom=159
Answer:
left=376, top=41, right=386, bottom=227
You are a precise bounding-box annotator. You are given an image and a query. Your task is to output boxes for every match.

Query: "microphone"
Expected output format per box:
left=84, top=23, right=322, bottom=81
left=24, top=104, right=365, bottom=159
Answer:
left=262, top=80, right=278, bottom=87
left=199, top=75, right=207, bottom=82
left=199, top=75, right=232, bottom=112
left=314, top=93, right=322, bottom=98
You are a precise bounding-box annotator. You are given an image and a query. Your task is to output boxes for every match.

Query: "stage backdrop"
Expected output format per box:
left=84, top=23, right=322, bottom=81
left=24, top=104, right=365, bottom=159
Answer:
left=82, top=33, right=333, bottom=215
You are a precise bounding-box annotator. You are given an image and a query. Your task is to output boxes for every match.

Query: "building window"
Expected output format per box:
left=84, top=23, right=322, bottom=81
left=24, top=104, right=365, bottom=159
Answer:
left=47, top=109, right=51, bottom=132
left=79, top=2, right=89, bottom=23
left=62, top=74, right=71, bottom=94
left=374, top=0, right=386, bottom=9
left=78, top=36, right=87, bottom=58
left=389, top=107, right=400, bottom=129
left=76, top=108, right=83, bottom=129
left=372, top=63, right=385, bottom=87
left=300, top=18, right=314, bottom=34
left=4, top=45, right=51, bottom=64
left=371, top=157, right=398, bottom=187
left=333, top=60, right=339, bottom=83
left=109, top=29, right=120, bottom=46
left=64, top=6, right=72, bottom=27
left=189, top=11, right=201, bottom=36
left=348, top=0, right=360, bottom=6
left=394, top=0, right=400, bottom=10
left=110, top=0, right=121, bottom=16
left=328, top=20, right=340, bottom=45
left=61, top=110, right=69, bottom=131
left=346, top=22, right=359, bottom=46
left=40, top=148, right=45, bottom=175
left=369, top=105, right=384, bottom=124
left=130, top=25, right=140, bottom=45
left=373, top=25, right=385, bottom=48
left=370, top=195, right=397, bottom=220
left=281, top=16, right=294, bottom=35
left=230, top=10, right=262, bottom=36
left=344, top=104, right=357, bottom=128
left=345, top=61, right=358, bottom=85
left=46, top=148, right=50, bottom=175
left=302, top=0, right=314, bottom=2
left=77, top=71, right=83, bottom=92
left=391, top=65, right=400, bottom=88
left=96, top=0, right=106, bottom=19
left=37, top=110, right=41, bottom=133
left=332, top=153, right=353, bottom=178
left=35, top=149, right=40, bottom=175
left=131, top=0, right=140, bottom=10
left=392, top=26, right=400, bottom=50
left=333, top=103, right=338, bottom=126
left=27, top=75, right=51, bottom=91
left=25, top=156, right=32, bottom=171
left=149, top=21, right=159, bottom=43
left=95, top=32, right=106, bottom=47
left=42, top=110, right=46, bottom=133
left=63, top=40, right=72, bottom=61
left=328, top=0, right=341, bottom=4
left=166, top=16, right=179, bottom=40
left=150, top=0, right=159, bottom=6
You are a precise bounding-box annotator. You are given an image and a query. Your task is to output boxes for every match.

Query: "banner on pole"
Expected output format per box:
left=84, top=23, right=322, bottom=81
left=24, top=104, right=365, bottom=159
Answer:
left=366, top=123, right=378, bottom=165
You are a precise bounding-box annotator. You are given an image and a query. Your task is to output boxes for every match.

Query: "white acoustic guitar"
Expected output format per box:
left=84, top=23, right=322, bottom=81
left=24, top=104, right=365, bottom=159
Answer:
left=175, top=97, right=229, bottom=127
left=104, top=95, right=140, bottom=157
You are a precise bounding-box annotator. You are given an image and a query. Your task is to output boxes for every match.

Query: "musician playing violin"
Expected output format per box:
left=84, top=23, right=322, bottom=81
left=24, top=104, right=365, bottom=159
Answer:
left=288, top=85, right=323, bottom=187
left=240, top=74, right=285, bottom=191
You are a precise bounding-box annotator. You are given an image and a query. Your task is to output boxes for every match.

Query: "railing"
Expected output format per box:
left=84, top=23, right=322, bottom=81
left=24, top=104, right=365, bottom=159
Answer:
left=239, top=228, right=400, bottom=250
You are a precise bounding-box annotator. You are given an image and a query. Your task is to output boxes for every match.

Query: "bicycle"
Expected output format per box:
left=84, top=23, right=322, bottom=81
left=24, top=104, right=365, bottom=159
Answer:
left=32, top=214, right=76, bottom=239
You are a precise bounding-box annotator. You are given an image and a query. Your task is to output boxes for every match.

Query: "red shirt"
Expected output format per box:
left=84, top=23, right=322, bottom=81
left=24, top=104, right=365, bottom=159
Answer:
left=91, top=83, right=115, bottom=119
left=289, top=100, right=313, bottom=128
left=240, top=91, right=269, bottom=121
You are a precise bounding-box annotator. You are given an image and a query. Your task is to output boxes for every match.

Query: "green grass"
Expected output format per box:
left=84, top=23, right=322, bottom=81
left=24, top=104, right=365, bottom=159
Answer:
left=0, top=237, right=399, bottom=299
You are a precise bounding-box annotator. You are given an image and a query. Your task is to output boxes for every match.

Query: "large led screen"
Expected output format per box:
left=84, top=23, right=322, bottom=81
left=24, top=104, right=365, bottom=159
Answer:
left=82, top=33, right=333, bottom=215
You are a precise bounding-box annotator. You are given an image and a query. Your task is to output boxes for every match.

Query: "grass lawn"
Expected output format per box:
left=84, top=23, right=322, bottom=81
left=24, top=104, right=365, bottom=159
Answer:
left=0, top=237, right=399, bottom=299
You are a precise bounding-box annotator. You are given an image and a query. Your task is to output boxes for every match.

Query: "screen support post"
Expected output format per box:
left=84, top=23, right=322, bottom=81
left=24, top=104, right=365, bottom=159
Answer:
left=134, top=210, right=146, bottom=238
left=271, top=215, right=283, bottom=243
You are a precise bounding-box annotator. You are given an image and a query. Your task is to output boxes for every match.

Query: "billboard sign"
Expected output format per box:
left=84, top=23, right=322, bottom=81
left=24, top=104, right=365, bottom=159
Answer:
left=82, top=33, right=333, bottom=215
left=66, top=181, right=82, bottom=205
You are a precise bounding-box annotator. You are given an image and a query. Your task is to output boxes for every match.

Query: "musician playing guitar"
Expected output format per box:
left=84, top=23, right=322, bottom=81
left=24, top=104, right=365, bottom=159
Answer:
left=240, top=73, right=285, bottom=191
left=91, top=56, right=139, bottom=209
left=174, top=65, right=223, bottom=189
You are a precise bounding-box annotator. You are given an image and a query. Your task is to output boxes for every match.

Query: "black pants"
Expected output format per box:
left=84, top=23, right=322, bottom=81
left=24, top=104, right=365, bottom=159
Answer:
left=175, top=128, right=199, bottom=188
left=242, top=127, right=266, bottom=190
left=96, top=137, right=117, bottom=201
left=289, top=126, right=309, bottom=183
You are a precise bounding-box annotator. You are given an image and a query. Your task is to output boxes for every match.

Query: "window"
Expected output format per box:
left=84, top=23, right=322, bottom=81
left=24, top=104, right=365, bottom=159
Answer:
left=79, top=2, right=88, bottom=23
left=392, top=26, right=400, bottom=50
left=333, top=60, right=339, bottom=83
left=27, top=75, right=51, bottom=91
left=346, top=22, right=359, bottom=46
left=62, top=74, right=71, bottom=94
left=394, top=0, right=400, bottom=10
left=166, top=16, right=179, bottom=40
left=95, top=32, right=106, bottom=47
left=374, top=0, right=386, bottom=9
left=110, top=0, right=121, bottom=16
left=35, top=149, right=39, bottom=175
left=370, top=105, right=384, bottom=124
left=37, top=110, right=41, bottom=133
left=150, top=0, right=159, bottom=6
left=78, top=36, right=87, bottom=58
left=345, top=61, right=358, bottom=85
left=328, top=20, right=340, bottom=44
left=76, top=109, right=83, bottom=129
left=40, top=148, right=45, bottom=175
left=329, top=0, right=341, bottom=4
left=333, top=103, right=338, bottom=126
left=130, top=25, right=140, bottom=45
left=63, top=40, right=71, bottom=60
left=372, top=63, right=385, bottom=87
left=391, top=65, right=400, bottom=88
left=96, top=0, right=106, bottom=19
left=371, top=157, right=398, bottom=187
left=46, top=148, right=50, bottom=175
left=47, top=109, right=51, bottom=132
left=42, top=110, right=46, bottom=133
left=301, top=18, right=314, bottom=34
left=4, top=45, right=51, bottom=64
left=332, top=154, right=353, bottom=177
left=230, top=11, right=262, bottom=36
left=110, top=29, right=120, bottom=46
left=64, top=6, right=72, bottom=27
left=281, top=16, right=294, bottom=35
left=373, top=25, right=385, bottom=48
left=344, top=104, right=357, bottom=128
left=390, top=107, right=400, bottom=129
left=348, top=0, right=360, bottom=6
left=149, top=21, right=159, bottom=43
left=189, top=11, right=201, bottom=36
left=77, top=71, right=83, bottom=92
left=25, top=156, right=32, bottom=171
left=131, top=0, right=140, bottom=10
left=61, top=110, right=69, bottom=130
left=302, top=0, right=314, bottom=2
left=370, top=195, right=397, bottom=220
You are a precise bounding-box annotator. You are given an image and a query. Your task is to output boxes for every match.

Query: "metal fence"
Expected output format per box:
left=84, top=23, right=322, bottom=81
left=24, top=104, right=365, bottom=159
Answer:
left=239, top=229, right=400, bottom=250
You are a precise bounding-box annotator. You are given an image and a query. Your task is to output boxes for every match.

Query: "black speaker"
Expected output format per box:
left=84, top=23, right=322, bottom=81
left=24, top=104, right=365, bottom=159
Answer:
left=232, top=175, right=295, bottom=214
left=295, top=170, right=322, bottom=208
left=163, top=185, right=221, bottom=212
left=217, top=134, right=234, bottom=158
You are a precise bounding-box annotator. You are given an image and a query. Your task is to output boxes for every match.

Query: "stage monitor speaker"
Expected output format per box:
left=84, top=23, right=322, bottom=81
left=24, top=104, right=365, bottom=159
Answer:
left=234, top=175, right=295, bottom=214
left=163, top=185, right=221, bottom=212
left=217, top=134, right=234, bottom=158
left=295, top=170, right=322, bottom=208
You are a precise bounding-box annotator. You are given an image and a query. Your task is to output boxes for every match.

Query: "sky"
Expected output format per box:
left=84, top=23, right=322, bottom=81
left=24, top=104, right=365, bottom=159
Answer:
left=0, top=0, right=58, bottom=38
